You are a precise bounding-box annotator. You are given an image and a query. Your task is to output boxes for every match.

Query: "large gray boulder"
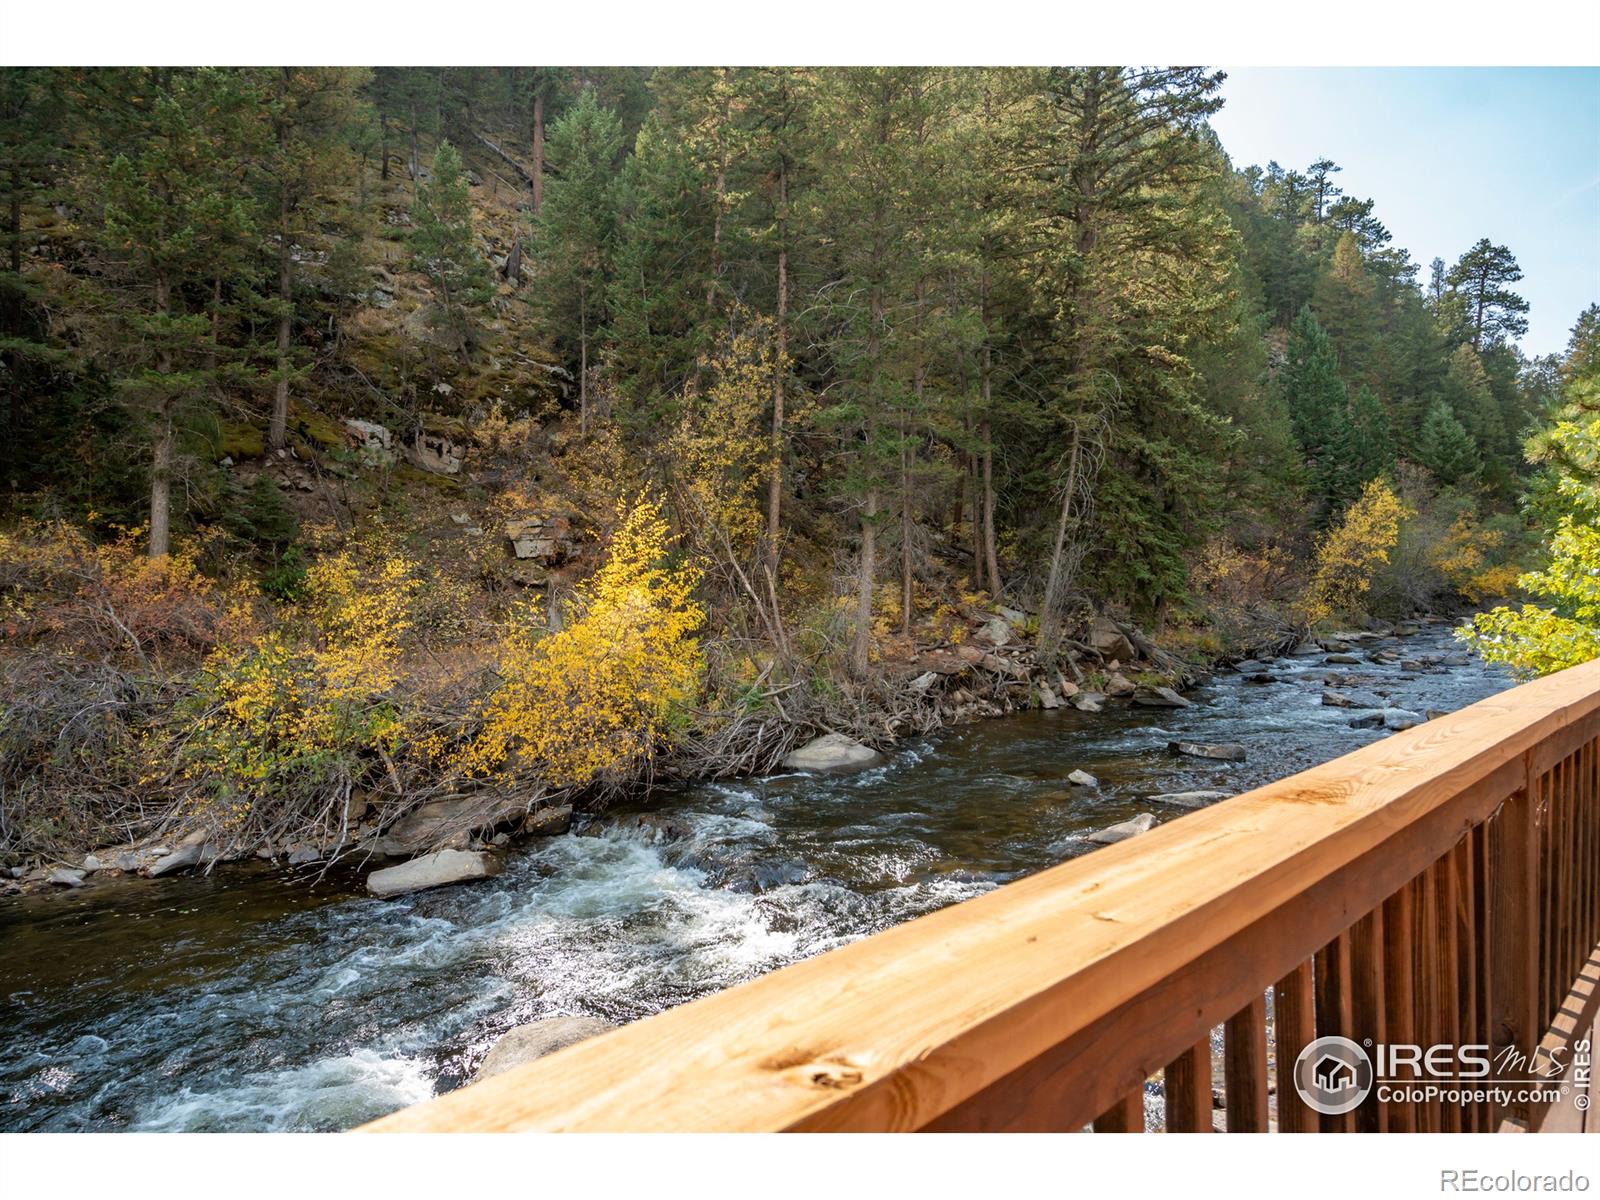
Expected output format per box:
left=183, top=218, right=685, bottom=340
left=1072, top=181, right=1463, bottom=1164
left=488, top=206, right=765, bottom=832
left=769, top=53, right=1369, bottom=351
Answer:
left=471, top=1016, right=617, bottom=1083
left=145, top=843, right=204, bottom=877
left=367, top=849, right=502, bottom=899
left=781, top=733, right=881, bottom=772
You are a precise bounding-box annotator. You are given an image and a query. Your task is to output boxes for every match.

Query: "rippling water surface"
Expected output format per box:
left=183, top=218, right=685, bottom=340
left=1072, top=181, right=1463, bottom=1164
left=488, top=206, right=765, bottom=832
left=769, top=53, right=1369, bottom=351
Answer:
left=0, top=624, right=1512, bottom=1131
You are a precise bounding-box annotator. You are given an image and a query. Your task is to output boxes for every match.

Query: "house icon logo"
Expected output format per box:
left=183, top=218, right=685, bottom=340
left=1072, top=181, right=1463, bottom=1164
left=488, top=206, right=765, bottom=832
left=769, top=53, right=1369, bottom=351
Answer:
left=1293, top=1036, right=1374, bottom=1115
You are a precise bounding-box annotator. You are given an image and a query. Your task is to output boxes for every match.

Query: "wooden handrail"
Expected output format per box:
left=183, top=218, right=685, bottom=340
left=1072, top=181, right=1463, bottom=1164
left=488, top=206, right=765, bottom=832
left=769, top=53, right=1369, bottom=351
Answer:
left=361, top=657, right=1600, bottom=1133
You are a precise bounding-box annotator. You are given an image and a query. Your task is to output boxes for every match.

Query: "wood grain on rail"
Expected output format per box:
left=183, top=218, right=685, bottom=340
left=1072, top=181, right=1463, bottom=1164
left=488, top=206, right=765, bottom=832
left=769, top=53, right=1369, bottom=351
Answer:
left=359, top=657, right=1600, bottom=1134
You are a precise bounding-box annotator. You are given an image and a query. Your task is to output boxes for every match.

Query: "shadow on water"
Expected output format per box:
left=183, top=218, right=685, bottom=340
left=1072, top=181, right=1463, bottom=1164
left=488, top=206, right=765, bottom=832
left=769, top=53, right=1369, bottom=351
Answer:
left=0, top=625, right=1511, bottom=1131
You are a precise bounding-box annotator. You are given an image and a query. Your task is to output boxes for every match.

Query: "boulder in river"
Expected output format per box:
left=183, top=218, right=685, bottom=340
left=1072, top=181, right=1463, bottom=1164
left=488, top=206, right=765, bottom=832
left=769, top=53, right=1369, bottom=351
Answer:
left=1232, top=659, right=1268, bottom=674
left=1133, top=685, right=1192, bottom=708
left=1037, top=684, right=1061, bottom=710
left=1149, top=790, right=1229, bottom=810
left=1168, top=740, right=1247, bottom=762
left=1088, top=617, right=1136, bottom=662
left=1383, top=709, right=1422, bottom=731
left=1071, top=691, right=1106, bottom=713
left=1067, top=769, right=1098, bottom=787
left=367, top=849, right=502, bottom=899
left=1087, top=813, right=1158, bottom=845
left=145, top=843, right=205, bottom=878
left=1105, top=672, right=1137, bottom=698
left=471, top=1016, right=618, bottom=1083
left=1322, top=688, right=1383, bottom=709
left=781, top=732, right=882, bottom=772
left=523, top=804, right=573, bottom=837
left=1348, top=712, right=1385, bottom=729
left=1325, top=653, right=1361, bottom=665
left=47, top=868, right=86, bottom=887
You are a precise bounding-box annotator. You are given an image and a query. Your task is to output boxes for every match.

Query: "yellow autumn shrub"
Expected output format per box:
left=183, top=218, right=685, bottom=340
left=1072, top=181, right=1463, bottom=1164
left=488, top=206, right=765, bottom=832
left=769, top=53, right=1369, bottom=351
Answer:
left=458, top=497, right=704, bottom=789
left=1302, top=478, right=1409, bottom=625
left=181, top=549, right=420, bottom=823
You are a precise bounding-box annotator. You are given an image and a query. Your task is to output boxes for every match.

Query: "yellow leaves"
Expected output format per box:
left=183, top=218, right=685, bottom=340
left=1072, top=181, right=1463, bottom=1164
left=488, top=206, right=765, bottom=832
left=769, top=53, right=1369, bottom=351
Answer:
left=183, top=546, right=421, bottom=802
left=458, top=497, right=704, bottom=789
left=1302, top=478, right=1409, bottom=625
left=669, top=317, right=782, bottom=554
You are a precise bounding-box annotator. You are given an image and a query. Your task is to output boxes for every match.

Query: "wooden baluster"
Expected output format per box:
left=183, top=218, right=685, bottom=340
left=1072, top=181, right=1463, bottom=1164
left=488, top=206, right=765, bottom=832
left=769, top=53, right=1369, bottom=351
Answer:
left=1225, top=995, right=1269, bottom=1133
left=1472, top=820, right=1496, bottom=1133
left=1381, top=884, right=1417, bottom=1132
left=1488, top=782, right=1540, bottom=1131
left=1275, top=961, right=1318, bottom=1133
left=1349, top=907, right=1387, bottom=1132
left=1313, top=931, right=1355, bottom=1132
left=1454, top=836, right=1481, bottom=1131
left=1415, top=869, right=1441, bottom=1131
left=1438, top=853, right=1464, bottom=1131
left=1163, top=1039, right=1213, bottom=1133
left=1093, top=1088, right=1145, bottom=1133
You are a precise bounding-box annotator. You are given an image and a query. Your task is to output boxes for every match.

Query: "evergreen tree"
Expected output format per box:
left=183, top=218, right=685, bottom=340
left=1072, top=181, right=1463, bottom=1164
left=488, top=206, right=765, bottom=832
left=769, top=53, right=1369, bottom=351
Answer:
left=257, top=67, right=367, bottom=449
left=1314, top=231, right=1378, bottom=379
left=1346, top=384, right=1394, bottom=486
left=605, top=113, right=715, bottom=425
left=1446, top=237, right=1529, bottom=352
left=531, top=89, right=623, bottom=433
left=1416, top=399, right=1481, bottom=485
left=88, top=68, right=262, bottom=558
left=408, top=141, right=493, bottom=359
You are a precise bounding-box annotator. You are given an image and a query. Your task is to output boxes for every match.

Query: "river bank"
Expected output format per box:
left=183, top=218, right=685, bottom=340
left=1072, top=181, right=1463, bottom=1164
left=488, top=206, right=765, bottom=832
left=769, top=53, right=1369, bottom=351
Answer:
left=0, top=622, right=1510, bottom=1131
left=0, top=609, right=1459, bottom=900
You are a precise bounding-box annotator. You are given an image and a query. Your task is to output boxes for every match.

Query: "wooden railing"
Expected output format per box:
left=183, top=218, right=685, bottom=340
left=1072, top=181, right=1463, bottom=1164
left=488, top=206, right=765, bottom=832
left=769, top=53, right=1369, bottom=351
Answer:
left=362, top=658, right=1600, bottom=1133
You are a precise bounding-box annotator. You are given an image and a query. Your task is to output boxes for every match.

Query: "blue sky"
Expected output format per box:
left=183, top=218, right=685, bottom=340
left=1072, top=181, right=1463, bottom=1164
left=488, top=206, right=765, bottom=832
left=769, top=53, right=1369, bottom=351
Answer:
left=1210, top=67, right=1600, bottom=358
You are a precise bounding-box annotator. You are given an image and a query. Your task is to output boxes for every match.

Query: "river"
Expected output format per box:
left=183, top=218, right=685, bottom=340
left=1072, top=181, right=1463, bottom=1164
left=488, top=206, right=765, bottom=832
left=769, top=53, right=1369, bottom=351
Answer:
left=0, top=623, right=1512, bottom=1132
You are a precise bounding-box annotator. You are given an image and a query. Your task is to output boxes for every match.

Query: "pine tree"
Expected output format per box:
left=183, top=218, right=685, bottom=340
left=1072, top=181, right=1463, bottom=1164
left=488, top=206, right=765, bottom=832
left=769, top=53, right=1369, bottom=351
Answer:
left=1346, top=384, right=1394, bottom=486
left=408, top=141, right=493, bottom=359
left=257, top=68, right=367, bottom=449
left=1416, top=399, right=1481, bottom=485
left=531, top=90, right=623, bottom=433
left=88, top=68, right=263, bottom=558
left=1446, top=238, right=1529, bottom=352
left=1314, top=232, right=1378, bottom=379
left=604, top=112, right=715, bottom=426
left=1282, top=307, right=1348, bottom=470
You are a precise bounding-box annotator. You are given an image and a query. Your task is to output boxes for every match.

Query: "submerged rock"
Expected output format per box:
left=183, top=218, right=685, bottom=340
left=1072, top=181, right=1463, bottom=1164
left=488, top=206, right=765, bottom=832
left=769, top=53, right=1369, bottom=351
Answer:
left=1149, top=790, right=1229, bottom=809
left=1133, top=685, right=1192, bottom=708
left=471, top=1016, right=617, bottom=1083
left=1087, top=813, right=1158, bottom=845
left=1167, top=740, right=1246, bottom=762
left=367, top=849, right=502, bottom=899
left=1322, top=688, right=1383, bottom=709
left=781, top=732, right=882, bottom=772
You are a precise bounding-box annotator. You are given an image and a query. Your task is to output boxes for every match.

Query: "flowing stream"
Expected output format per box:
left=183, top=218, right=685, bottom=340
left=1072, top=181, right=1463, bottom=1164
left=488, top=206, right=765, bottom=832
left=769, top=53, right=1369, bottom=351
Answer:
left=0, top=624, right=1512, bottom=1132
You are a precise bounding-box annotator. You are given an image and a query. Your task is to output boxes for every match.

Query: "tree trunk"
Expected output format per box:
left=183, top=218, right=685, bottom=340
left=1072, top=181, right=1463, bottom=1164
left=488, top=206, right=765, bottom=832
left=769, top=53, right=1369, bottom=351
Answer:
left=531, top=92, right=545, bottom=216
left=853, top=486, right=877, bottom=677
left=1037, top=424, right=1084, bottom=656
left=981, top=415, right=1002, bottom=598
left=269, top=177, right=293, bottom=451
left=148, top=271, right=175, bottom=560
left=579, top=298, right=589, bottom=436
left=766, top=158, right=788, bottom=582
left=899, top=429, right=913, bottom=637
left=705, top=69, right=732, bottom=312
left=380, top=112, right=390, bottom=181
